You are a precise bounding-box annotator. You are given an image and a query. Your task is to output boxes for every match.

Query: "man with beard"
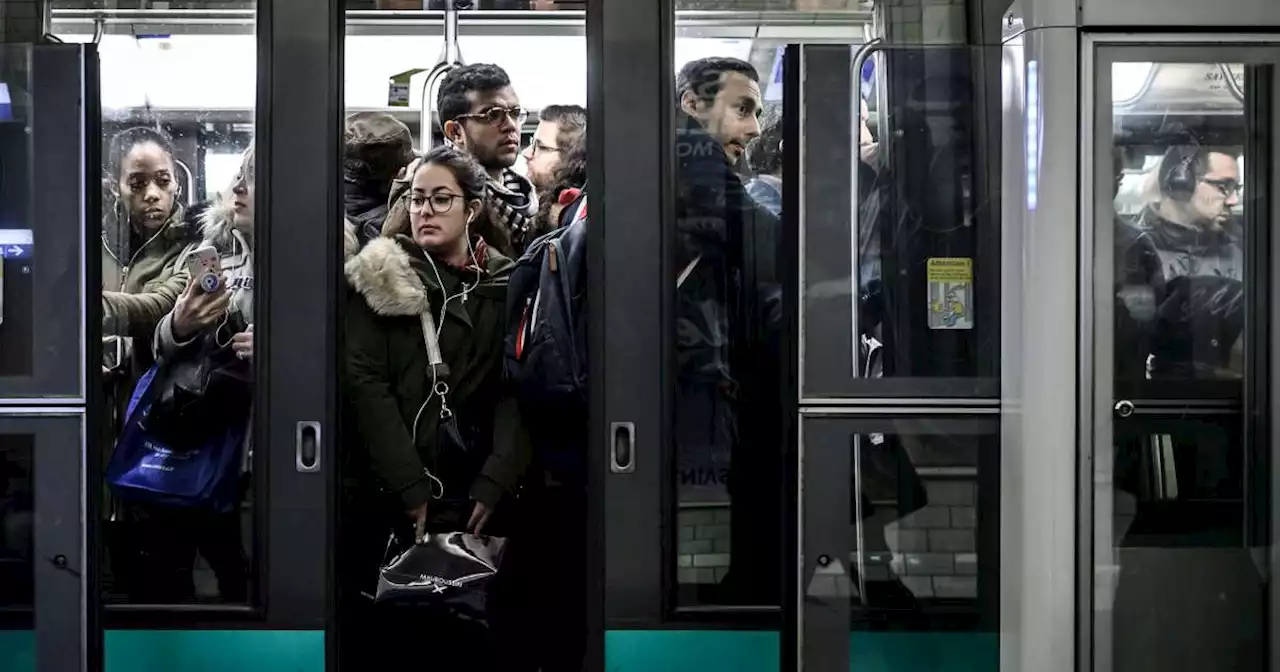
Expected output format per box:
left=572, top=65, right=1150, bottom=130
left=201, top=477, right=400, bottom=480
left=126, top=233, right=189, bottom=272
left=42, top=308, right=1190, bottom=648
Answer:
left=437, top=63, right=539, bottom=257
left=522, top=104, right=587, bottom=233
left=674, top=56, right=782, bottom=606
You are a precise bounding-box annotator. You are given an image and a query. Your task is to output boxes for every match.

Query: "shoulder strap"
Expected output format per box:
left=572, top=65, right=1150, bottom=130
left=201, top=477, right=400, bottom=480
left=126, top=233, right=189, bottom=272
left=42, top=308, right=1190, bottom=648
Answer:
left=418, top=311, right=447, bottom=376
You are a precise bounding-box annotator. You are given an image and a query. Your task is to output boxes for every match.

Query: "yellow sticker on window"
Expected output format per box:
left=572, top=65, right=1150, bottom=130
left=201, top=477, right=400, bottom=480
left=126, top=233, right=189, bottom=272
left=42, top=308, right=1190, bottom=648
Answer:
left=927, top=257, right=973, bottom=330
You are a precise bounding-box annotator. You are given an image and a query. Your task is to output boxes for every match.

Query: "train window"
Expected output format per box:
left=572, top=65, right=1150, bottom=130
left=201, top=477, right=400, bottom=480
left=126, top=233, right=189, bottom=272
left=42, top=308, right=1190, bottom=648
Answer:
left=66, top=22, right=260, bottom=607
left=0, top=65, right=33, bottom=379
left=1097, top=54, right=1269, bottom=672
left=668, top=3, right=792, bottom=613
left=0, top=435, right=33, bottom=612
left=801, top=417, right=997, bottom=631
left=796, top=43, right=998, bottom=399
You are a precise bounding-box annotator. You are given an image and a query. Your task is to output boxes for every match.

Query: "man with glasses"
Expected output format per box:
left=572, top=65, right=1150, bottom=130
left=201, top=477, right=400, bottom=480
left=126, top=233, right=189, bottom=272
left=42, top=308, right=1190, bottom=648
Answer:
left=437, top=63, right=539, bottom=256
left=1118, top=140, right=1245, bottom=380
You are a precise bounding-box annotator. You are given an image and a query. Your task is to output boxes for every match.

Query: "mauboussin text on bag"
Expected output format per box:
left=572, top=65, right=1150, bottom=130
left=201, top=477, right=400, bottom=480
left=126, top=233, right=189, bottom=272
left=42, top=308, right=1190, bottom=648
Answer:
left=105, top=363, right=245, bottom=512
left=375, top=530, right=507, bottom=627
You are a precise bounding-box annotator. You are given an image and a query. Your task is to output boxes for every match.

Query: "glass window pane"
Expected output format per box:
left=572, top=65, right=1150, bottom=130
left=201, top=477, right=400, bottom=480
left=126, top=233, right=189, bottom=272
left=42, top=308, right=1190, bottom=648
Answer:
left=0, top=434, right=33, bottom=608
left=1098, top=56, right=1263, bottom=672
left=670, top=5, right=788, bottom=611
left=1112, top=63, right=1246, bottom=391
left=803, top=417, right=998, bottom=666
left=0, top=433, right=33, bottom=672
left=0, top=45, right=33, bottom=379
left=1101, top=415, right=1262, bottom=670
left=59, top=19, right=259, bottom=606
left=798, top=44, right=997, bottom=395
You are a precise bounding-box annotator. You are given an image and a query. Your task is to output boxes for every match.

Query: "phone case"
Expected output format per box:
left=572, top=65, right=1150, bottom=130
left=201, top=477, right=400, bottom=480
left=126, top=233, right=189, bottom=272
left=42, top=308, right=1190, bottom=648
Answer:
left=189, top=247, right=222, bottom=293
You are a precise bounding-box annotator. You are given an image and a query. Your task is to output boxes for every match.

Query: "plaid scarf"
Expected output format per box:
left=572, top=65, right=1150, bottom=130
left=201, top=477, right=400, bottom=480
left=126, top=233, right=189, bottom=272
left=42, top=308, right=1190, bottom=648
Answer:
left=484, top=169, right=538, bottom=256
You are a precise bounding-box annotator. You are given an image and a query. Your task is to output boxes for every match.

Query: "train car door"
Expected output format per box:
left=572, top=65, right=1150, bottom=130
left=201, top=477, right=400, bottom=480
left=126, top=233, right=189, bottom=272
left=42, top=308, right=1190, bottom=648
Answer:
left=35, top=2, right=341, bottom=669
left=591, top=2, right=797, bottom=670
left=1083, top=35, right=1280, bottom=672
left=592, top=3, right=1003, bottom=671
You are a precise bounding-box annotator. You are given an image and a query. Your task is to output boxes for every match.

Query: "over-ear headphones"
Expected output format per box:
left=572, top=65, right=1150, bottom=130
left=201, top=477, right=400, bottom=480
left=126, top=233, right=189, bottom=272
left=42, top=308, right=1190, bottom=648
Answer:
left=1159, top=143, right=1206, bottom=203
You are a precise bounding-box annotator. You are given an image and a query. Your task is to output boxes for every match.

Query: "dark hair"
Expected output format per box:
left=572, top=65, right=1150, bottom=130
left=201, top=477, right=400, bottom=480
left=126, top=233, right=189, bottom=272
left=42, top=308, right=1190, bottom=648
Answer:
left=105, top=126, right=176, bottom=184
left=747, top=104, right=783, bottom=175
left=413, top=144, right=489, bottom=203
left=437, top=63, right=513, bottom=127
left=539, top=104, right=588, bottom=187
left=676, top=57, right=759, bottom=108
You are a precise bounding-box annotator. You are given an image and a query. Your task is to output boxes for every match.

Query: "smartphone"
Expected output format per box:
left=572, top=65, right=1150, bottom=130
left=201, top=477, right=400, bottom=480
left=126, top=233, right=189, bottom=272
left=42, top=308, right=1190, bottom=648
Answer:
left=186, top=245, right=223, bottom=293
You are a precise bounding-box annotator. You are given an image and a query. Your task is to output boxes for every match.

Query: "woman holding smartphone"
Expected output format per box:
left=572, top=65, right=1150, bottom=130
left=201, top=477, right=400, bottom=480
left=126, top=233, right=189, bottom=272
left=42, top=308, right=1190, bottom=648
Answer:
left=122, top=147, right=258, bottom=604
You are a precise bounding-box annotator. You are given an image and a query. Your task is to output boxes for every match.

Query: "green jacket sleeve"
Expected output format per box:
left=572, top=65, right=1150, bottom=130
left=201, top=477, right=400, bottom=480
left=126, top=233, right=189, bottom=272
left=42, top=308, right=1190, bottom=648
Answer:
left=470, top=394, right=532, bottom=509
left=102, top=265, right=189, bottom=339
left=344, top=294, right=434, bottom=511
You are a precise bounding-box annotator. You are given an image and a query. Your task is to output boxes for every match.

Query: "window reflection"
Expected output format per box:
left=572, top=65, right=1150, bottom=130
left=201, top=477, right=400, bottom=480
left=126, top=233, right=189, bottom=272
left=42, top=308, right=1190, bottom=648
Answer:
left=673, top=52, right=783, bottom=608
left=1101, top=60, right=1260, bottom=672
left=856, top=425, right=989, bottom=623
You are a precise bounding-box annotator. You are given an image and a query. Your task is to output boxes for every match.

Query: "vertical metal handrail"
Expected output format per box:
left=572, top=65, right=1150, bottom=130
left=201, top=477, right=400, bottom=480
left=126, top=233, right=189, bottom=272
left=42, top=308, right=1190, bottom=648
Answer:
left=174, top=158, right=196, bottom=206
left=418, top=2, right=465, bottom=152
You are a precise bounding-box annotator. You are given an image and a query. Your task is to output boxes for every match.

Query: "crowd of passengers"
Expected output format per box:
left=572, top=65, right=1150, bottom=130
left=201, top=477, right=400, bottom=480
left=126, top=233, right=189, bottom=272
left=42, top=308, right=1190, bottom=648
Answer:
left=96, top=56, right=791, bottom=670
left=94, top=42, right=1249, bottom=668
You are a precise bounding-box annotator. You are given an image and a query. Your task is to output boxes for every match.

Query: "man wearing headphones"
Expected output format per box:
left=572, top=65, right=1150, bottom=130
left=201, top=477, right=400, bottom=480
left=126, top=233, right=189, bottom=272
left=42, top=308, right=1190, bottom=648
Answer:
left=1142, top=143, right=1243, bottom=275
left=1117, top=140, right=1245, bottom=380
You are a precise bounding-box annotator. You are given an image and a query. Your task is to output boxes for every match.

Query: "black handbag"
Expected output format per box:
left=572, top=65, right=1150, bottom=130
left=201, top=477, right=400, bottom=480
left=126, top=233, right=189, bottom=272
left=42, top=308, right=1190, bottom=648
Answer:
left=144, top=323, right=252, bottom=451
left=374, top=530, right=507, bottom=627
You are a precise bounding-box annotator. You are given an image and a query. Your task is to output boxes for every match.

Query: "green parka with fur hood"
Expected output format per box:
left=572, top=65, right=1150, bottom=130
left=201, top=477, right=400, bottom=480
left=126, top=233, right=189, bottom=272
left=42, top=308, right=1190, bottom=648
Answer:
left=343, top=234, right=529, bottom=526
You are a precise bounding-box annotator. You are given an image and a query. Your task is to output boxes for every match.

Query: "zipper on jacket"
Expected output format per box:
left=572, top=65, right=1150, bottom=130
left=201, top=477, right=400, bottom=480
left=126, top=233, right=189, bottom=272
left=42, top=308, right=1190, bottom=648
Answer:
left=117, top=224, right=169, bottom=292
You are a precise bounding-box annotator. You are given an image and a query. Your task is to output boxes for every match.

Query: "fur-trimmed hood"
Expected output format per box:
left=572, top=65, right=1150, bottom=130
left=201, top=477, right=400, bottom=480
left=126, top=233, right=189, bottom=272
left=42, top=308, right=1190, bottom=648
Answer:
left=344, top=237, right=431, bottom=318
left=344, top=236, right=512, bottom=319
left=197, top=198, right=246, bottom=251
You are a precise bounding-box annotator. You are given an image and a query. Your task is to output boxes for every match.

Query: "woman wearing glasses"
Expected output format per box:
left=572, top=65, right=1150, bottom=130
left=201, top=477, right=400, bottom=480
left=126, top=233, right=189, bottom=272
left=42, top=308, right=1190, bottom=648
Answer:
left=342, top=144, right=530, bottom=666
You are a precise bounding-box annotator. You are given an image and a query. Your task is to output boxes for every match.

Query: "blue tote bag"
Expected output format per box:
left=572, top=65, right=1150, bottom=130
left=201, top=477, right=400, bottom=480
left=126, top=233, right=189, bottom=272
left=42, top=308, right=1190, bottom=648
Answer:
left=106, top=363, right=246, bottom=512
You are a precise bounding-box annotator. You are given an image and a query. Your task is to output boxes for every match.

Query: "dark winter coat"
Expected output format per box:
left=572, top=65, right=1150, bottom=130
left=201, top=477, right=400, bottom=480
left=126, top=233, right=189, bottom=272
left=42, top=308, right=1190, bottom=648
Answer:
left=1116, top=207, right=1245, bottom=380
left=102, top=203, right=202, bottom=340
left=344, top=235, right=530, bottom=525
left=344, top=171, right=393, bottom=248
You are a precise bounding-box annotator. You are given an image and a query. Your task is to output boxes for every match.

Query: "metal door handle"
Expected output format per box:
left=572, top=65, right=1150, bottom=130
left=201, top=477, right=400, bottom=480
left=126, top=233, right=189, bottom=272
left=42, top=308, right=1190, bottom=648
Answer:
left=610, top=422, right=635, bottom=473
left=296, top=421, right=321, bottom=473
left=1114, top=400, right=1135, bottom=418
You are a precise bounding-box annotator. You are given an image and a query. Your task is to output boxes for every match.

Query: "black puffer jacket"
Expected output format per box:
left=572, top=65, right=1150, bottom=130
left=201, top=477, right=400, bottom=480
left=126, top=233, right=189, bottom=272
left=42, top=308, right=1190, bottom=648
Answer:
left=1116, top=208, right=1245, bottom=380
